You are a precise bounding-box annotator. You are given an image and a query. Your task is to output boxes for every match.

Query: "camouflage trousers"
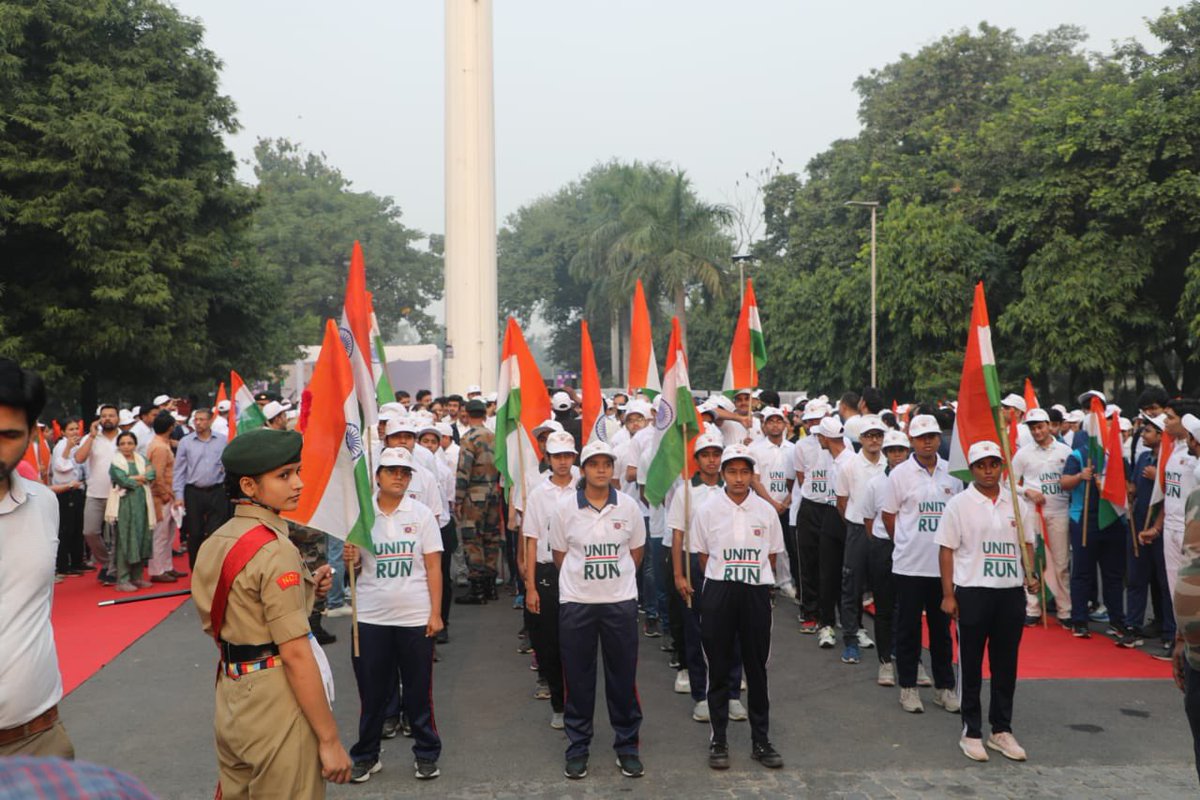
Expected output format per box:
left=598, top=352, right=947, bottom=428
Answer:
left=288, top=523, right=328, bottom=614
left=459, top=524, right=501, bottom=579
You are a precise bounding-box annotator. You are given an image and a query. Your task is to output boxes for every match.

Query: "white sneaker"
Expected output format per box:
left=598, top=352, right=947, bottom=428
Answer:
left=740, top=676, right=748, bottom=691
left=959, top=736, right=989, bottom=762
left=986, top=731, right=1027, bottom=761
left=324, top=605, right=353, bottom=618
left=933, top=688, right=960, bottom=713
left=778, top=581, right=797, bottom=599
left=899, top=686, right=924, bottom=713
left=877, top=662, right=895, bottom=687
left=692, top=700, right=710, bottom=722
left=857, top=628, right=875, bottom=649
left=674, top=671, right=691, bottom=694
left=817, top=626, right=836, bottom=648
left=728, top=699, right=748, bottom=721
left=550, top=712, right=565, bottom=730
left=916, top=662, right=933, bottom=687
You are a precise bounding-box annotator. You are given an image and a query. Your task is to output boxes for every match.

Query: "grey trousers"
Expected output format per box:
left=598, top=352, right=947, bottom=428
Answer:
left=841, top=522, right=869, bottom=645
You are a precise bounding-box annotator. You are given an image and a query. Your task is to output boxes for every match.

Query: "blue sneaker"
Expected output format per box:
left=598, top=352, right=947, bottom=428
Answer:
left=1089, top=605, right=1109, bottom=623
left=841, top=643, right=861, bottom=664
left=513, top=594, right=525, bottom=610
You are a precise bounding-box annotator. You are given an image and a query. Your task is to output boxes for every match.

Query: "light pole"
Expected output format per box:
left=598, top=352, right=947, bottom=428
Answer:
left=732, top=253, right=754, bottom=304
left=845, top=201, right=879, bottom=386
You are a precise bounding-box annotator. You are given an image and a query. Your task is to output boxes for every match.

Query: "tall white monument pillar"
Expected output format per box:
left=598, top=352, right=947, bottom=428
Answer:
left=444, top=0, right=498, bottom=393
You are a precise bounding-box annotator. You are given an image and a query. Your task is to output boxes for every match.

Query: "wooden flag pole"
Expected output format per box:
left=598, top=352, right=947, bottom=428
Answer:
left=349, top=549, right=359, bottom=658
left=1081, top=458, right=1092, bottom=549
left=997, top=422, right=1036, bottom=589
left=683, top=472, right=692, bottom=609
left=1036, top=505, right=1050, bottom=629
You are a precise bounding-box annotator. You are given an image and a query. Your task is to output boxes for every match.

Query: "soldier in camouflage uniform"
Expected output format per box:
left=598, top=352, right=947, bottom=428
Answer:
left=1175, top=486, right=1200, bottom=783
left=455, top=399, right=502, bottom=604
left=288, top=521, right=337, bottom=644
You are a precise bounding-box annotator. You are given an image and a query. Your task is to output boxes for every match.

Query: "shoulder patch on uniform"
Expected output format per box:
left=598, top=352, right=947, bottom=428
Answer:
left=276, top=571, right=301, bottom=590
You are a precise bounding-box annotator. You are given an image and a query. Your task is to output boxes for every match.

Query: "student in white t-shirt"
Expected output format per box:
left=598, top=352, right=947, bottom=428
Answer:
left=936, top=440, right=1037, bottom=764
left=691, top=443, right=785, bottom=771
left=792, top=404, right=834, bottom=632
left=750, top=407, right=797, bottom=597
left=549, top=441, right=646, bottom=781
left=834, top=414, right=887, bottom=663
left=860, top=429, right=910, bottom=688
left=521, top=431, right=578, bottom=731
left=419, top=423, right=457, bottom=643
left=343, top=447, right=444, bottom=783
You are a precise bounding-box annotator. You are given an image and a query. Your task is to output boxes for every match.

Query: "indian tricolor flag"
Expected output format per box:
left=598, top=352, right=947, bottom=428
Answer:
left=580, top=320, right=606, bottom=447
left=645, top=317, right=703, bottom=507
left=1099, top=411, right=1128, bottom=528
left=948, top=282, right=1002, bottom=481
left=628, top=279, right=660, bottom=398
left=367, top=292, right=395, bottom=407
left=1023, top=378, right=1039, bottom=410
left=228, top=370, right=266, bottom=440
left=284, top=319, right=375, bottom=549
left=722, top=279, right=767, bottom=396
left=495, top=317, right=551, bottom=511
left=341, top=241, right=378, bottom=432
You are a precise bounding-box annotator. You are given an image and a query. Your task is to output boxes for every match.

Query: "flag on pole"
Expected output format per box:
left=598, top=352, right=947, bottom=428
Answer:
left=283, top=320, right=375, bottom=549
left=228, top=370, right=266, bottom=440
left=215, top=381, right=228, bottom=410
left=367, top=292, right=394, bottom=407
left=1083, top=395, right=1108, bottom=475
left=1023, top=378, right=1039, bottom=411
left=721, top=279, right=767, bottom=396
left=580, top=320, right=606, bottom=447
left=628, top=279, right=661, bottom=398
left=1099, top=411, right=1128, bottom=528
left=1151, top=430, right=1176, bottom=508
left=646, top=317, right=704, bottom=506
left=948, top=282, right=1003, bottom=481
left=495, top=317, right=552, bottom=509
left=340, top=241, right=378, bottom=432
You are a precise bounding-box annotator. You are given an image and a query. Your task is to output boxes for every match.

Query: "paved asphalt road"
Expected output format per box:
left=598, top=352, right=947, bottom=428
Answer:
left=62, top=593, right=1196, bottom=798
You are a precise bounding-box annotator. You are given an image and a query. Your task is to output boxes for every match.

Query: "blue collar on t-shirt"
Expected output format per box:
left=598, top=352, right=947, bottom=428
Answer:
left=577, top=487, right=618, bottom=510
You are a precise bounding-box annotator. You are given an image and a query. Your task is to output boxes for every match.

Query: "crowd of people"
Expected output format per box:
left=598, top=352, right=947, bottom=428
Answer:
left=4, top=357, right=1200, bottom=796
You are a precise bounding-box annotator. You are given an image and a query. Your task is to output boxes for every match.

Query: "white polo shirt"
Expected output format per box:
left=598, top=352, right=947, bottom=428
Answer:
left=1011, top=439, right=1072, bottom=518
left=796, top=440, right=836, bottom=506
left=751, top=437, right=794, bottom=506
left=935, top=484, right=1035, bottom=588
left=522, top=477, right=577, bottom=564
left=356, top=495, right=444, bottom=627
left=549, top=488, right=647, bottom=604
left=720, top=418, right=752, bottom=447
left=1163, top=443, right=1198, bottom=535
left=0, top=474, right=63, bottom=728
left=666, top=480, right=724, bottom=549
left=690, top=490, right=784, bottom=585
left=834, top=450, right=886, bottom=525
left=82, top=431, right=118, bottom=499
left=862, top=471, right=892, bottom=540
left=404, top=462, right=445, bottom=525
left=880, top=455, right=963, bottom=577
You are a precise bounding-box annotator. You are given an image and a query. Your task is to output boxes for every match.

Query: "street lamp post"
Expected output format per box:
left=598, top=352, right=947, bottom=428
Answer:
left=845, top=201, right=879, bottom=386
left=732, top=253, right=754, bottom=304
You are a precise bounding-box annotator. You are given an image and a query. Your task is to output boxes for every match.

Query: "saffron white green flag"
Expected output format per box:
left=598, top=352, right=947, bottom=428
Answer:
left=645, top=316, right=702, bottom=507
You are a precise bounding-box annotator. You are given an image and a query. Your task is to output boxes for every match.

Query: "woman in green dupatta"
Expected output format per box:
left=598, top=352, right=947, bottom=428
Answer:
left=107, top=430, right=157, bottom=592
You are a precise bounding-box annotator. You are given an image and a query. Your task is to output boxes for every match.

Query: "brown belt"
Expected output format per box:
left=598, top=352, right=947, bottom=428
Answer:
left=0, top=706, right=58, bottom=746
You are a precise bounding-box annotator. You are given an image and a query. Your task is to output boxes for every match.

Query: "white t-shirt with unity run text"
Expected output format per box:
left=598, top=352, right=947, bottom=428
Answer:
left=935, top=484, right=1036, bottom=589
left=1011, top=439, right=1072, bottom=519
left=549, top=488, right=647, bottom=605
left=356, top=495, right=444, bottom=628
left=1163, top=443, right=1198, bottom=536
left=521, top=477, right=577, bottom=565
left=665, top=480, right=724, bottom=549
left=751, top=437, right=795, bottom=506
left=880, top=455, right=964, bottom=578
left=834, top=450, right=886, bottom=525
left=690, top=490, right=785, bottom=586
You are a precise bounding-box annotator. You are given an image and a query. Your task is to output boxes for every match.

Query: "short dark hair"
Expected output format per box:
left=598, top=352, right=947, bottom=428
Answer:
left=0, top=358, right=47, bottom=429
left=117, top=431, right=137, bottom=446
left=759, top=389, right=780, bottom=408
left=152, top=411, right=175, bottom=435
left=98, top=403, right=118, bottom=415
left=840, top=392, right=860, bottom=410
left=1168, top=398, right=1200, bottom=419
left=1047, top=407, right=1064, bottom=423
left=395, top=390, right=411, bottom=400
left=1138, top=387, right=1170, bottom=410
left=416, top=389, right=432, bottom=401
left=860, top=387, right=886, bottom=414
left=446, top=394, right=463, bottom=404
left=194, top=408, right=213, bottom=420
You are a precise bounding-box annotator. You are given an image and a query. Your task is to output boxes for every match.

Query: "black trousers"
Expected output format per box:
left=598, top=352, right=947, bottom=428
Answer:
left=818, top=510, right=846, bottom=628
left=894, top=574, right=954, bottom=689
left=779, top=510, right=799, bottom=588
left=665, top=548, right=685, bottom=660
left=866, top=537, right=896, bottom=663
left=1186, top=659, right=1200, bottom=785
left=440, top=521, right=457, bottom=624
left=527, top=562, right=564, bottom=712
left=559, top=599, right=641, bottom=760
left=350, top=622, right=440, bottom=764
left=184, top=484, right=229, bottom=568
left=795, top=500, right=828, bottom=620
left=956, top=586, right=1024, bottom=739
left=1069, top=520, right=1126, bottom=628
left=700, top=580, right=772, bottom=746
left=56, top=488, right=86, bottom=572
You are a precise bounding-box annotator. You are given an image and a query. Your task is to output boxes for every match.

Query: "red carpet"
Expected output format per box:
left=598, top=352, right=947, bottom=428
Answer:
left=52, top=555, right=192, bottom=695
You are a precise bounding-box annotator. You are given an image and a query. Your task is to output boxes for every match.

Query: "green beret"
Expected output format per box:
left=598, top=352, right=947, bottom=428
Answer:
left=465, top=399, right=487, bottom=415
left=222, top=428, right=303, bottom=476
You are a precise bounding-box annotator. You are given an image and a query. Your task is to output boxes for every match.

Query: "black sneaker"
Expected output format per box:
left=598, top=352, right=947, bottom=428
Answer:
left=667, top=655, right=682, bottom=669
left=1153, top=641, right=1175, bottom=661
left=1117, top=629, right=1144, bottom=649
left=1071, top=623, right=1091, bottom=639
left=708, top=741, right=730, bottom=770
left=1105, top=623, right=1126, bottom=639
left=564, top=756, right=588, bottom=779
left=643, top=618, right=662, bottom=638
left=436, top=628, right=449, bottom=645
left=659, top=638, right=675, bottom=652
left=381, top=716, right=400, bottom=739
left=1024, top=615, right=1041, bottom=627
left=400, top=715, right=413, bottom=738
left=751, top=741, right=783, bottom=769
left=414, top=759, right=440, bottom=780
left=616, top=753, right=644, bottom=777
left=350, top=760, right=381, bottom=783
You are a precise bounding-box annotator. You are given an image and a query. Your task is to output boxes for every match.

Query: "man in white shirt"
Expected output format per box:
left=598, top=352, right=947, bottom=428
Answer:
left=74, top=403, right=121, bottom=584
left=50, top=418, right=87, bottom=575
left=937, top=440, right=1038, bottom=764
left=0, top=358, right=74, bottom=758
left=751, top=407, right=796, bottom=597
left=816, top=417, right=854, bottom=649
left=211, top=399, right=231, bottom=438
left=129, top=402, right=157, bottom=457
left=1000, top=394, right=1034, bottom=450
left=793, top=403, right=833, bottom=632
left=835, top=414, right=887, bottom=663
left=862, top=430, right=911, bottom=687
left=1010, top=408, right=1072, bottom=625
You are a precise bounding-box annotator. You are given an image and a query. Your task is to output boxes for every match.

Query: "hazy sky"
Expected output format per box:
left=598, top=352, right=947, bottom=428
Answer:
left=172, top=1, right=1168, bottom=239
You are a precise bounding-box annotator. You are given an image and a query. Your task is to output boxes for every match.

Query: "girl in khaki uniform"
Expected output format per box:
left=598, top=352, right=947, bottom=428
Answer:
left=191, top=428, right=352, bottom=798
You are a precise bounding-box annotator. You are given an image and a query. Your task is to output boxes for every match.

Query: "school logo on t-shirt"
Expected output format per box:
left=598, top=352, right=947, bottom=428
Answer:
left=722, top=548, right=762, bottom=583
left=583, top=543, right=621, bottom=579
left=917, top=500, right=946, bottom=532
left=982, top=539, right=1020, bottom=579
left=375, top=541, right=415, bottom=578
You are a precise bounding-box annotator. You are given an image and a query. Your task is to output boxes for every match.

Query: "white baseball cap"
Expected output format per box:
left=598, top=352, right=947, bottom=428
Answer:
left=1183, top=414, right=1200, bottom=442
left=693, top=431, right=724, bottom=455
left=720, top=443, right=756, bottom=467
left=380, top=402, right=407, bottom=416
left=153, top=394, right=171, bottom=407
left=118, top=409, right=135, bottom=426
left=532, top=418, right=564, bottom=438
left=216, top=400, right=231, bottom=412
left=130, top=406, right=141, bottom=417
left=967, top=440, right=1003, bottom=465
left=1001, top=394, right=1027, bottom=413
left=816, top=417, right=844, bottom=438
left=1144, top=414, right=1167, bottom=432
left=435, top=422, right=454, bottom=438
left=709, top=394, right=735, bottom=413
left=1051, top=403, right=1068, bottom=416
left=882, top=430, right=910, bottom=450
left=907, top=414, right=940, bottom=438
left=579, top=440, right=615, bottom=466
left=485, top=392, right=498, bottom=403
left=1024, top=408, right=1050, bottom=424
left=551, top=391, right=573, bottom=412
left=385, top=417, right=419, bottom=437
left=1065, top=410, right=1085, bottom=424
left=624, top=400, right=652, bottom=419
left=417, top=421, right=442, bottom=438
left=545, top=431, right=577, bottom=456
left=262, top=401, right=286, bottom=421
left=733, top=388, right=753, bottom=398
left=760, top=406, right=786, bottom=422
left=802, top=403, right=828, bottom=422
left=858, top=415, right=887, bottom=435
left=1119, top=417, right=1132, bottom=433
left=466, top=384, right=482, bottom=395
left=378, top=447, right=414, bottom=470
